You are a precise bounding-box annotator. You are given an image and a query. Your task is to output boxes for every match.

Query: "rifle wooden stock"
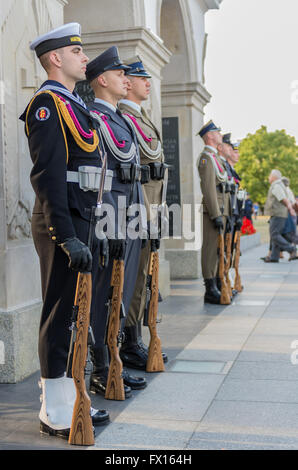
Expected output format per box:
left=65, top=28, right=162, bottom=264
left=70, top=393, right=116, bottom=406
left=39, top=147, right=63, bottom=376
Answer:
left=233, top=230, right=243, bottom=292
left=105, top=259, right=125, bottom=401
left=218, top=232, right=231, bottom=305
left=146, top=250, right=165, bottom=373
left=69, top=272, right=94, bottom=446
left=224, top=232, right=233, bottom=298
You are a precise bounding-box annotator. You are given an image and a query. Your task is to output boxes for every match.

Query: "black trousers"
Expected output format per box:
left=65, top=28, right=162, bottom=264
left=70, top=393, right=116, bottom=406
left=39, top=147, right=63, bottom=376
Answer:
left=32, top=211, right=100, bottom=378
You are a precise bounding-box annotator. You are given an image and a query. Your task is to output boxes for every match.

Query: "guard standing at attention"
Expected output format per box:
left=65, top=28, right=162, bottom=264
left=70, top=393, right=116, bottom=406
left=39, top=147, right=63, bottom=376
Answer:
left=85, top=47, right=147, bottom=398
left=118, top=56, right=168, bottom=371
left=19, top=23, right=110, bottom=438
left=197, top=121, right=230, bottom=304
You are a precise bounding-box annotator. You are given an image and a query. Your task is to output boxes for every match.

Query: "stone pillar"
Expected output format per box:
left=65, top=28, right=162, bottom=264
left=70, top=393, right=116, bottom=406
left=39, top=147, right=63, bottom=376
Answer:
left=162, top=82, right=211, bottom=279
left=0, top=0, right=66, bottom=383
left=159, top=0, right=219, bottom=279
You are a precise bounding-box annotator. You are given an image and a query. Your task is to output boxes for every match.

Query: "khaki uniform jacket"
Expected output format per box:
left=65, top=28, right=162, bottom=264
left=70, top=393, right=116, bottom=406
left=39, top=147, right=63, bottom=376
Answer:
left=198, top=146, right=230, bottom=218
left=118, top=102, right=164, bottom=221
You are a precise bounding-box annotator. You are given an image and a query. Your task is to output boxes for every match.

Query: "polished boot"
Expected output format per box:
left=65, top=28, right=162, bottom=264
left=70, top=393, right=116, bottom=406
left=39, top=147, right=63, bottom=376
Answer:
left=204, top=278, right=221, bottom=304
left=120, top=324, right=148, bottom=370
left=89, top=346, right=132, bottom=399
left=137, top=321, right=168, bottom=364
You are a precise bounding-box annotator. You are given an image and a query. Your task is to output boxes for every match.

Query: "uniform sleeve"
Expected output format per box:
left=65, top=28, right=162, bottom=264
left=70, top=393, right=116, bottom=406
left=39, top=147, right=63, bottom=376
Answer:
left=26, top=93, right=76, bottom=243
left=198, top=154, right=221, bottom=219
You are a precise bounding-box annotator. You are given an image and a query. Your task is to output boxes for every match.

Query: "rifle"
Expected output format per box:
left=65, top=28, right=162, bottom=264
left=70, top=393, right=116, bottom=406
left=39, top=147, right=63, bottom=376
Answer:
left=67, top=272, right=94, bottom=446
left=67, top=151, right=108, bottom=446
left=105, top=256, right=126, bottom=401
left=233, top=229, right=243, bottom=292
left=218, top=226, right=231, bottom=305
left=224, top=230, right=233, bottom=298
left=233, top=188, right=246, bottom=293
left=143, top=240, right=165, bottom=373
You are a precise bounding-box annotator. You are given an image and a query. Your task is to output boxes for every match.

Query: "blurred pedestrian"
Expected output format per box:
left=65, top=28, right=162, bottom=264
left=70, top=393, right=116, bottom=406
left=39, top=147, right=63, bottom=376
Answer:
left=262, top=170, right=298, bottom=262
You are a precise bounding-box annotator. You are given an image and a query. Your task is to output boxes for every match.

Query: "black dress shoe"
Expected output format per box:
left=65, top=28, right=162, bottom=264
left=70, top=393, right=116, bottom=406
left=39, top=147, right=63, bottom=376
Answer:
left=91, top=409, right=110, bottom=426
left=122, top=368, right=147, bottom=390
left=40, top=421, right=70, bottom=439
left=263, top=258, right=279, bottom=263
left=89, top=374, right=132, bottom=398
left=121, top=325, right=168, bottom=370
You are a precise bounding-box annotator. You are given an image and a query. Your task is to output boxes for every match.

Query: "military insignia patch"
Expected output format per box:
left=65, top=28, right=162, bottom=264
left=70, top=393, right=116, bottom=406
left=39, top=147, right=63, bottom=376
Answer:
left=35, top=107, right=50, bottom=121
left=200, top=158, right=207, bottom=167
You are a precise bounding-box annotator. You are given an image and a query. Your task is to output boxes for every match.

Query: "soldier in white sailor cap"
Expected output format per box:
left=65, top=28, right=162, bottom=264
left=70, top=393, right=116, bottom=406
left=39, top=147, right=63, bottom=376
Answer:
left=19, top=23, right=110, bottom=439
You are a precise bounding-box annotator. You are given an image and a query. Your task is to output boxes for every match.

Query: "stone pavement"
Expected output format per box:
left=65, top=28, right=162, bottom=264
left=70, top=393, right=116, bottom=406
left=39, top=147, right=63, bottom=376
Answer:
left=1, top=241, right=298, bottom=451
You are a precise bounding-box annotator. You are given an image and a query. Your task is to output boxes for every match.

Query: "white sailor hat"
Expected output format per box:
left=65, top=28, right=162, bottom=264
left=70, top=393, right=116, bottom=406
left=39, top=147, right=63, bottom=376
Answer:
left=30, top=22, right=82, bottom=58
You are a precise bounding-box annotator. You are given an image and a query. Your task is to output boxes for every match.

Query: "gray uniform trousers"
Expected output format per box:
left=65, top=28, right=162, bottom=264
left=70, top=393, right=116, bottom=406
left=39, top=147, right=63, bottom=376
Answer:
left=270, top=216, right=294, bottom=261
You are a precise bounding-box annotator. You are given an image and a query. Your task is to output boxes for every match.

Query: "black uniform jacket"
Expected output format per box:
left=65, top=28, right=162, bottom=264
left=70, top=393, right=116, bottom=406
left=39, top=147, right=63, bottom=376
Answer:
left=87, top=100, right=144, bottom=238
left=20, top=80, right=102, bottom=244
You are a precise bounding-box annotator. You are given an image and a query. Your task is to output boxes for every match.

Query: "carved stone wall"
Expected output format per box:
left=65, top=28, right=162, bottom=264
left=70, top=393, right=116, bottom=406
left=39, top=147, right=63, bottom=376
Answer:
left=0, top=0, right=66, bottom=383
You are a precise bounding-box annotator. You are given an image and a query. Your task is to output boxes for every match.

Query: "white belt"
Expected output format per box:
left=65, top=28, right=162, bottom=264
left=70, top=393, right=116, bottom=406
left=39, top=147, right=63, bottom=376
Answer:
left=67, top=166, right=113, bottom=193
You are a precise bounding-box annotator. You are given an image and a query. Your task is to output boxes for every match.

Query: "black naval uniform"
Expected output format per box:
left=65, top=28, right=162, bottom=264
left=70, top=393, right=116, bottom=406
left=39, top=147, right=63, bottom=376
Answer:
left=87, top=100, right=146, bottom=394
left=20, top=80, right=102, bottom=379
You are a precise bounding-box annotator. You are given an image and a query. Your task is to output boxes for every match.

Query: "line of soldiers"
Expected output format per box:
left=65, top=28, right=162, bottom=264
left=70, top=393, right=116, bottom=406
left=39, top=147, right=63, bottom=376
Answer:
left=197, top=121, right=245, bottom=305
left=20, top=21, right=246, bottom=441
left=20, top=22, right=168, bottom=438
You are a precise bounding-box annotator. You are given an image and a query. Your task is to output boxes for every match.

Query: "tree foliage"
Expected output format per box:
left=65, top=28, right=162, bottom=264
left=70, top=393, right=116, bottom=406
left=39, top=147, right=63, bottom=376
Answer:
left=235, top=126, right=298, bottom=207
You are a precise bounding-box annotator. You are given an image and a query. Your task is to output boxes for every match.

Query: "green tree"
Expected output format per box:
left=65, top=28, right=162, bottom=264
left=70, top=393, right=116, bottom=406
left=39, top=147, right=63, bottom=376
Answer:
left=235, top=126, right=298, bottom=207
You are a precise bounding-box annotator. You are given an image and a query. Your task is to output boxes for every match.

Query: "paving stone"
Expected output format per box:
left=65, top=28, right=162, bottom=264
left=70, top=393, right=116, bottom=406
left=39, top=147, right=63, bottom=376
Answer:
left=216, top=378, right=298, bottom=403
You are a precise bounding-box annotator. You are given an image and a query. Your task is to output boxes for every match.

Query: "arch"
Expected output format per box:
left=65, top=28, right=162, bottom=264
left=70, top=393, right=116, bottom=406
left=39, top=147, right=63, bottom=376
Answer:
left=160, top=0, right=192, bottom=84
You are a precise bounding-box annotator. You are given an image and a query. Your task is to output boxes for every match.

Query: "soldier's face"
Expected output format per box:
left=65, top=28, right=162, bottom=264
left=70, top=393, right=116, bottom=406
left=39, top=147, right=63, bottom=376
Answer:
left=232, top=149, right=239, bottom=163
left=103, top=69, right=130, bottom=100
left=128, top=76, right=151, bottom=102
left=59, top=45, right=89, bottom=82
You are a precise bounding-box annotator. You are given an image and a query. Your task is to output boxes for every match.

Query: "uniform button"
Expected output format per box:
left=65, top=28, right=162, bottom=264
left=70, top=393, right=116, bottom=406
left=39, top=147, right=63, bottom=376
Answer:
left=51, top=236, right=57, bottom=241
left=49, top=227, right=54, bottom=231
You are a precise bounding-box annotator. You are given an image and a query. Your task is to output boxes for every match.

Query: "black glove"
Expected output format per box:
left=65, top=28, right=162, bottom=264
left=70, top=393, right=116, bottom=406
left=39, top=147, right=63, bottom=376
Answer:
left=235, top=217, right=243, bottom=231
left=108, top=239, right=126, bottom=260
left=226, top=217, right=232, bottom=233
left=98, top=236, right=109, bottom=269
left=141, top=238, right=148, bottom=249
left=151, top=238, right=160, bottom=251
left=59, top=237, right=92, bottom=272
left=212, top=216, right=224, bottom=230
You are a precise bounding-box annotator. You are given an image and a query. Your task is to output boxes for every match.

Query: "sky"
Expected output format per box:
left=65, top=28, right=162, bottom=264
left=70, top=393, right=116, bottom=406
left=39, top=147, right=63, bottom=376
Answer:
left=204, top=0, right=298, bottom=143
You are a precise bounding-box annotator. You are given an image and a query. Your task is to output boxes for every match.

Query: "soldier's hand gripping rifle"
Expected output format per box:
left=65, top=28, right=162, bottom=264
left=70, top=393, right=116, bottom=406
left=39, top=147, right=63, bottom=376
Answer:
left=66, top=152, right=109, bottom=446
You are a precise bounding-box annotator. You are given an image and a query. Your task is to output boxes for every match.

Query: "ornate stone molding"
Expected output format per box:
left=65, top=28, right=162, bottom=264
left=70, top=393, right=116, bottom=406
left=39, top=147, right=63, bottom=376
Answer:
left=161, top=81, right=211, bottom=112
left=82, top=27, right=171, bottom=73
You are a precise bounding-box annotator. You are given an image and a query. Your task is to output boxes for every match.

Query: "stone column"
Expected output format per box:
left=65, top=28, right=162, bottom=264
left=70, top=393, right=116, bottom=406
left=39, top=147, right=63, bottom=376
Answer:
left=0, top=0, right=66, bottom=383
left=162, top=82, right=211, bottom=279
